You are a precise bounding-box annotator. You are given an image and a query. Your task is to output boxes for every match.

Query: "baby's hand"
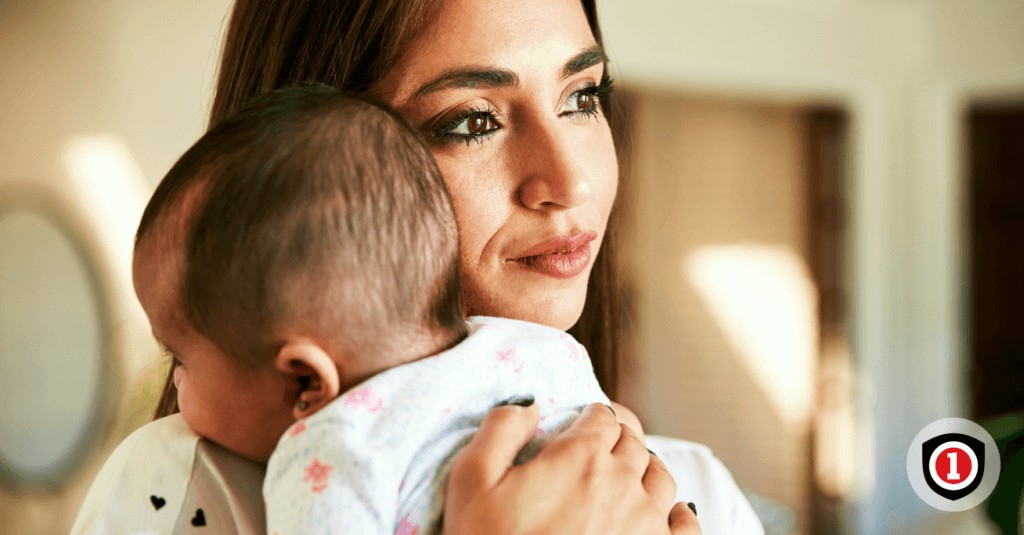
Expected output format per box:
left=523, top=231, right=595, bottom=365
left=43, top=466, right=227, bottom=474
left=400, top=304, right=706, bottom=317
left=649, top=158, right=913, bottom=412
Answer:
left=610, top=401, right=645, bottom=444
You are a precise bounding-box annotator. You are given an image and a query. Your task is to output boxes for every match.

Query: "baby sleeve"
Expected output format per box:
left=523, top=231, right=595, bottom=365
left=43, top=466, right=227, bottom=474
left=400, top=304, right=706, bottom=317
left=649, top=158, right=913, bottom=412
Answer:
left=264, top=415, right=400, bottom=535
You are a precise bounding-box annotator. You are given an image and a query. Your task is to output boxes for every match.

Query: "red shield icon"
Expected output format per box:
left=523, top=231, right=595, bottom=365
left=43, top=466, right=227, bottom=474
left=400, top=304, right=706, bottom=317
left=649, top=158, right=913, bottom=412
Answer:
left=922, top=433, right=985, bottom=501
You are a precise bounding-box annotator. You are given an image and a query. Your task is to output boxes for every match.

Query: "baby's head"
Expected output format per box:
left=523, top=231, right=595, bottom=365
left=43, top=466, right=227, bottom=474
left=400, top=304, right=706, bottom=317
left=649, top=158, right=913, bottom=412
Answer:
left=132, top=86, right=466, bottom=461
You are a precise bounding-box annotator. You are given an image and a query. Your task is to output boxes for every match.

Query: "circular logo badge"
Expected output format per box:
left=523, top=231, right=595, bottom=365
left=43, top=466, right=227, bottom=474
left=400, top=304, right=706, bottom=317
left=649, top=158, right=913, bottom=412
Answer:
left=907, top=418, right=1000, bottom=511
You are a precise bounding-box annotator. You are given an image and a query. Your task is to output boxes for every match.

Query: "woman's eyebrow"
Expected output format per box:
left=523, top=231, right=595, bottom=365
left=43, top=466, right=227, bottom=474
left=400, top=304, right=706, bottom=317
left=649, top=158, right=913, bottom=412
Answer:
left=412, top=68, right=519, bottom=99
left=410, top=44, right=608, bottom=100
left=561, top=44, right=607, bottom=79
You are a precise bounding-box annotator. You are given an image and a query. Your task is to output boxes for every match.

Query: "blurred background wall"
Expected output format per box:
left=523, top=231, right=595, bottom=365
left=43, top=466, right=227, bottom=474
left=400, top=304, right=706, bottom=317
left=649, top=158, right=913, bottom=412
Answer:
left=0, top=1, right=230, bottom=531
left=1, top=0, right=1022, bottom=534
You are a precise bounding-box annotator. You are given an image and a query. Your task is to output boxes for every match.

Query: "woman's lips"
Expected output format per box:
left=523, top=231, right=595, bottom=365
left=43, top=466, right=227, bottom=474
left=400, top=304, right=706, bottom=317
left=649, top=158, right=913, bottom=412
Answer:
left=509, top=231, right=598, bottom=279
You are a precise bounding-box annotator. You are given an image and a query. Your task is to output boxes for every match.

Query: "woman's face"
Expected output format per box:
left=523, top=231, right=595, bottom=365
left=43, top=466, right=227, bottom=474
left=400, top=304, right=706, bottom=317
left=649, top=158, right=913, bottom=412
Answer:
left=376, top=0, right=618, bottom=331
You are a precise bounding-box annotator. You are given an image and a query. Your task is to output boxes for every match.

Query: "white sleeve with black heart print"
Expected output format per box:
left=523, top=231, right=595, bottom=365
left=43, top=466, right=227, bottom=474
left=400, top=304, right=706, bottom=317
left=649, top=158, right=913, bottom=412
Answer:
left=71, top=414, right=267, bottom=535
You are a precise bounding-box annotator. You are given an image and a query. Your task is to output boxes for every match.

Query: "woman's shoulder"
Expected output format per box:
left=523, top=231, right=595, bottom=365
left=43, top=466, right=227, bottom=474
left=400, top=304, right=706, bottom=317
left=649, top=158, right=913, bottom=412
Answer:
left=71, top=414, right=266, bottom=535
left=645, top=435, right=766, bottom=535
left=71, top=414, right=200, bottom=534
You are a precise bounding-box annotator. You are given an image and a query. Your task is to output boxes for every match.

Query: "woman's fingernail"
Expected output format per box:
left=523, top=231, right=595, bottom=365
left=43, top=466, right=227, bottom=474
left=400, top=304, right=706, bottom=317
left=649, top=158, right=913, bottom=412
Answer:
left=497, top=396, right=535, bottom=407
left=687, top=502, right=697, bottom=516
left=647, top=448, right=658, bottom=458
left=604, top=404, right=616, bottom=416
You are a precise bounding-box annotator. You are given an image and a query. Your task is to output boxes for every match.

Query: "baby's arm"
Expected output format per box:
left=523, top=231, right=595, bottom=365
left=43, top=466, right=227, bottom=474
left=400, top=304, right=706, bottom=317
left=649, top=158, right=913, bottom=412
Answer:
left=264, top=417, right=396, bottom=534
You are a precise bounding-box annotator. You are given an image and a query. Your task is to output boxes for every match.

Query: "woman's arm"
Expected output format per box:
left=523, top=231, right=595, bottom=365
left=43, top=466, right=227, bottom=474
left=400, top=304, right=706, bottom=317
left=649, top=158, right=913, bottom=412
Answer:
left=444, top=402, right=700, bottom=535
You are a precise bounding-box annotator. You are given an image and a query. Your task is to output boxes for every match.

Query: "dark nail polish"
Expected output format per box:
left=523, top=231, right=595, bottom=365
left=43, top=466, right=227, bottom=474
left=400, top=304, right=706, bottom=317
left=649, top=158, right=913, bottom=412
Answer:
left=604, top=404, right=616, bottom=416
left=687, top=502, right=697, bottom=516
left=497, top=396, right=535, bottom=407
left=647, top=448, right=658, bottom=458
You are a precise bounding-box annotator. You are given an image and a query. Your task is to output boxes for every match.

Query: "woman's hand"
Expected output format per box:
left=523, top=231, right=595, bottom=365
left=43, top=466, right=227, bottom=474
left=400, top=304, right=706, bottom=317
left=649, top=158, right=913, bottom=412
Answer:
left=444, top=402, right=700, bottom=535
left=609, top=400, right=645, bottom=442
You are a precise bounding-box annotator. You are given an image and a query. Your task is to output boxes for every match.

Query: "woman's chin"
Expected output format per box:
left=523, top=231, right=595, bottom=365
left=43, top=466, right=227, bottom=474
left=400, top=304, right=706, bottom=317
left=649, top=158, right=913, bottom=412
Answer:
left=465, top=286, right=587, bottom=331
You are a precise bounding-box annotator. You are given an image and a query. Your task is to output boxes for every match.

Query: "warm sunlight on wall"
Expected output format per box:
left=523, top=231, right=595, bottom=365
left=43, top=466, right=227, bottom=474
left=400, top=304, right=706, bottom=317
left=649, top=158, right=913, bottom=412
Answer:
left=61, top=135, right=148, bottom=292
left=684, top=244, right=817, bottom=427
left=617, top=91, right=815, bottom=533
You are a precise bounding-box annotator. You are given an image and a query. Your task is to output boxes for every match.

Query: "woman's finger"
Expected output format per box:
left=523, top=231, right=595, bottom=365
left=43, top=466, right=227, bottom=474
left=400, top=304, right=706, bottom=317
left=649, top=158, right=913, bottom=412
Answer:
left=449, top=401, right=540, bottom=493
left=557, top=402, right=621, bottom=449
left=668, top=501, right=702, bottom=534
left=609, top=401, right=645, bottom=442
left=611, top=423, right=650, bottom=476
left=641, top=451, right=678, bottom=512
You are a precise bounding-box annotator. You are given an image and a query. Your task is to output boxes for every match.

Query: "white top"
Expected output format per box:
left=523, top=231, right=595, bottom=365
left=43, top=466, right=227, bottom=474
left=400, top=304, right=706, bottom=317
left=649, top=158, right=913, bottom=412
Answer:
left=69, top=413, right=266, bottom=535
left=646, top=435, right=765, bottom=534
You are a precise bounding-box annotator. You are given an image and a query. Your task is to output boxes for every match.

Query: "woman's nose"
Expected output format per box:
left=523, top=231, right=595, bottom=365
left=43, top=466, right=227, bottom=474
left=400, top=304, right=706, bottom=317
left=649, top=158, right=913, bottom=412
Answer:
left=516, top=117, right=592, bottom=211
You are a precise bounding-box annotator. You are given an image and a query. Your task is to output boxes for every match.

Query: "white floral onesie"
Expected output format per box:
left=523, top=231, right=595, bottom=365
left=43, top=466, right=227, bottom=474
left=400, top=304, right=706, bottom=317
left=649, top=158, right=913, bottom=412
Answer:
left=263, top=316, right=610, bottom=535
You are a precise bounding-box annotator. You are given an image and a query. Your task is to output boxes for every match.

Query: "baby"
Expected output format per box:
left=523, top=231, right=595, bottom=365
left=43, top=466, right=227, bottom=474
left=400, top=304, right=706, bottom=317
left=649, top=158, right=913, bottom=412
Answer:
left=131, top=85, right=615, bottom=534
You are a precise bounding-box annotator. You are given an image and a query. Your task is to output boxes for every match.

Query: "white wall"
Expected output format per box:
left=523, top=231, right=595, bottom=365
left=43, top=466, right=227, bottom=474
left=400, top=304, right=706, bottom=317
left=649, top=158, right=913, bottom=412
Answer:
left=1, top=0, right=233, bottom=386
left=597, top=0, right=1024, bottom=532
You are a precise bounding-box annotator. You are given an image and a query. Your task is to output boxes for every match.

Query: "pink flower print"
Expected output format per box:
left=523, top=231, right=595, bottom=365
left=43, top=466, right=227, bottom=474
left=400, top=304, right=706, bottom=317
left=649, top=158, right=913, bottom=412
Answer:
left=536, top=427, right=545, bottom=436
left=470, top=318, right=506, bottom=333
left=435, top=407, right=452, bottom=427
left=496, top=348, right=523, bottom=373
left=559, top=333, right=582, bottom=361
left=344, top=386, right=384, bottom=413
left=288, top=420, right=307, bottom=437
left=396, top=514, right=420, bottom=535
left=303, top=458, right=332, bottom=493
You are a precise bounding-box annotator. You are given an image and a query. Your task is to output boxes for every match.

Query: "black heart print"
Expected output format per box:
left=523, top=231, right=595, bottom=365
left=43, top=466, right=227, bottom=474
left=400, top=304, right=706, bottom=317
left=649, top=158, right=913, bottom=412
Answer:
left=150, top=495, right=166, bottom=510
left=191, top=508, right=206, bottom=527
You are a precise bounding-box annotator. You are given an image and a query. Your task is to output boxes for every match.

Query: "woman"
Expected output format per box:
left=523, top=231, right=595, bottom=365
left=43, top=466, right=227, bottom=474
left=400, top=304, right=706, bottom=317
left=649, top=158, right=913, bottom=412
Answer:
left=133, top=0, right=760, bottom=532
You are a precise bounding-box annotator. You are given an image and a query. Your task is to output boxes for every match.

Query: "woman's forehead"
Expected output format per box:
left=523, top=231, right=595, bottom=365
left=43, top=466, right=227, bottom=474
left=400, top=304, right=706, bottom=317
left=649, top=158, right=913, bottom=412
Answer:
left=378, top=0, right=599, bottom=106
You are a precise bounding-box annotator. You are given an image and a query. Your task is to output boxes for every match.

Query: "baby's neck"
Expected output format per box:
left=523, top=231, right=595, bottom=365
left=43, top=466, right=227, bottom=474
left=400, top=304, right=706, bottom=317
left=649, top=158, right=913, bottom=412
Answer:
left=337, top=326, right=467, bottom=391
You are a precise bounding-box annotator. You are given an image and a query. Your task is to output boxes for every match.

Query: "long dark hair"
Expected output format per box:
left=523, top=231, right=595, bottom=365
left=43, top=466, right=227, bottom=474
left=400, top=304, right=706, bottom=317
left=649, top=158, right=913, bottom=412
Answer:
left=153, top=0, right=624, bottom=419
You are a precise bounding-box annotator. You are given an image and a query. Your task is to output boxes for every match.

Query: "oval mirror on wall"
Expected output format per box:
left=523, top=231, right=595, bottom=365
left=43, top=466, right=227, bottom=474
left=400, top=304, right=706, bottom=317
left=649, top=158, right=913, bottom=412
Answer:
left=0, top=195, right=113, bottom=492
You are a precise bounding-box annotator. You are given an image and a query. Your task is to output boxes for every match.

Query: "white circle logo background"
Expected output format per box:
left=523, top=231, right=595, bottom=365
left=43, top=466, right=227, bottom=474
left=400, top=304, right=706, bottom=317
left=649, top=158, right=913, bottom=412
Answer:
left=907, top=418, right=1001, bottom=512
left=927, top=441, right=979, bottom=491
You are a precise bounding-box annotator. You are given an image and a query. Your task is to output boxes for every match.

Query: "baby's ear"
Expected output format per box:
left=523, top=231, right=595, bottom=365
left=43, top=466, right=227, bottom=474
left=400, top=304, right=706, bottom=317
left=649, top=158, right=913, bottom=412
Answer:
left=274, top=341, right=340, bottom=420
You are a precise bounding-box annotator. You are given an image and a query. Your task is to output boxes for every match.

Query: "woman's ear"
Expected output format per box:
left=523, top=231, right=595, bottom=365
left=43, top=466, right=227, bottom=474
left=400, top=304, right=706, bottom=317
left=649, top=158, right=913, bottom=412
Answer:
left=274, top=341, right=341, bottom=420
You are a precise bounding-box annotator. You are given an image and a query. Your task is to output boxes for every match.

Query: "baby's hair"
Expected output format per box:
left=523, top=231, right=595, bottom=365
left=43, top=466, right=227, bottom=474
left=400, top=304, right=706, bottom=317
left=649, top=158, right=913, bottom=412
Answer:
left=136, top=85, right=465, bottom=367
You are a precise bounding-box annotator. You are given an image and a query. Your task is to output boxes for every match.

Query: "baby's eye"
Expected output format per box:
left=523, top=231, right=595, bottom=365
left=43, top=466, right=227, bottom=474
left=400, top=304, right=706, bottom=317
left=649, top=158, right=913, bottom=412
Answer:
left=160, top=345, right=182, bottom=367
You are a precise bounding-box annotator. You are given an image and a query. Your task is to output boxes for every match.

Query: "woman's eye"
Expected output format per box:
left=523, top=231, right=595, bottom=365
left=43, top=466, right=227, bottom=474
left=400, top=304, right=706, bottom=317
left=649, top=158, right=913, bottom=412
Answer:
left=565, top=90, right=596, bottom=114
left=452, top=112, right=498, bottom=136
left=433, top=109, right=502, bottom=146
left=562, top=79, right=614, bottom=118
